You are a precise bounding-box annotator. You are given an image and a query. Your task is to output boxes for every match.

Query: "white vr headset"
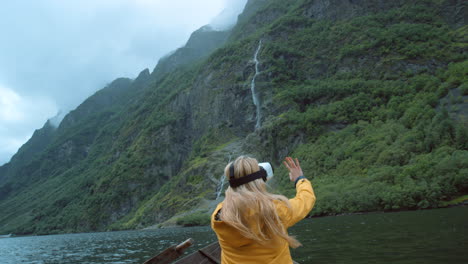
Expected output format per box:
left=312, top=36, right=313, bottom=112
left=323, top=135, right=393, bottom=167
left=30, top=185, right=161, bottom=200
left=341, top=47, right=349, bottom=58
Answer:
left=228, top=162, right=274, bottom=188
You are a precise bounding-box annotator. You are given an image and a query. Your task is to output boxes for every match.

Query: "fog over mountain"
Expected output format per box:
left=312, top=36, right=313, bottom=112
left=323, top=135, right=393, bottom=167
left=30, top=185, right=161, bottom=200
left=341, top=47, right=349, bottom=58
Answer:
left=210, top=0, right=247, bottom=30
left=0, top=0, right=247, bottom=165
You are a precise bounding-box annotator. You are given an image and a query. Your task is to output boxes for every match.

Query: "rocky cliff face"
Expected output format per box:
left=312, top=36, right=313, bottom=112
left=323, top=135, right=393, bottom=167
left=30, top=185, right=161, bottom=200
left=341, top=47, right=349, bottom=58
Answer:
left=0, top=0, right=466, bottom=235
left=151, top=26, right=231, bottom=81
left=302, top=0, right=405, bottom=20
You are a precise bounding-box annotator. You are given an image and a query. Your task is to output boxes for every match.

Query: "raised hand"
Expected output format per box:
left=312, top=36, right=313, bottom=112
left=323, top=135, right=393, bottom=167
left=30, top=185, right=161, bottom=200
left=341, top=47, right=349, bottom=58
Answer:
left=283, top=157, right=303, bottom=182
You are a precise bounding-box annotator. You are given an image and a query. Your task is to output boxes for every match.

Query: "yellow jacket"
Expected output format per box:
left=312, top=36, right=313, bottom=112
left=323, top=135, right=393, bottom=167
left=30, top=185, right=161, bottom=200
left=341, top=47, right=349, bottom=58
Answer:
left=211, top=179, right=316, bottom=264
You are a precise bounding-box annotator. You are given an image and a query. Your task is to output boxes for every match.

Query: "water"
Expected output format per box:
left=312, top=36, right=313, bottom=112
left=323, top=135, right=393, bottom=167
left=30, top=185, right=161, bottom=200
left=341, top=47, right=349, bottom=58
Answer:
left=250, top=40, right=262, bottom=129
left=1, top=206, right=467, bottom=264
left=215, top=154, right=231, bottom=200
left=291, top=206, right=468, bottom=264
left=0, top=226, right=217, bottom=264
left=215, top=173, right=226, bottom=200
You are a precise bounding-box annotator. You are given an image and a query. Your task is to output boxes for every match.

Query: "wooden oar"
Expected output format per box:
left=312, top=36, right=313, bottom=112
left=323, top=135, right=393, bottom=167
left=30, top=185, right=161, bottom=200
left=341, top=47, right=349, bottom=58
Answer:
left=143, top=238, right=194, bottom=264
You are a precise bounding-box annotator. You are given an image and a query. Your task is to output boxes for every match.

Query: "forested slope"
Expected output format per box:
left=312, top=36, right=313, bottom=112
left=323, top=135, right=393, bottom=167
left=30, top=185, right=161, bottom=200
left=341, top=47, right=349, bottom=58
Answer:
left=0, top=0, right=466, bottom=235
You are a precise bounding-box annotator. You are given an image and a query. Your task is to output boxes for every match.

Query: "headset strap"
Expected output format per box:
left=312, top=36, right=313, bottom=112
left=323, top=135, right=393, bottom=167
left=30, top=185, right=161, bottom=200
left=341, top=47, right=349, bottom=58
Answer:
left=229, top=169, right=267, bottom=188
left=229, top=162, right=235, bottom=180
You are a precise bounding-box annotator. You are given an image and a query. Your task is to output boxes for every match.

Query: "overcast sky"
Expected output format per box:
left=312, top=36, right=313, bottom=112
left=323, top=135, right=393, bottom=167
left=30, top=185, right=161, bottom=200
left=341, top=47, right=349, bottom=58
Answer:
left=0, top=0, right=247, bottom=166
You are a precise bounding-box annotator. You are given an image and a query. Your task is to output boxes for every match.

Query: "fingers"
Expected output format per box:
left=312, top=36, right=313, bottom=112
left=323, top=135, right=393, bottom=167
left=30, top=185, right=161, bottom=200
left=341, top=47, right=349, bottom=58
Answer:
left=284, top=157, right=302, bottom=182
left=284, top=157, right=300, bottom=170
left=287, top=157, right=296, bottom=168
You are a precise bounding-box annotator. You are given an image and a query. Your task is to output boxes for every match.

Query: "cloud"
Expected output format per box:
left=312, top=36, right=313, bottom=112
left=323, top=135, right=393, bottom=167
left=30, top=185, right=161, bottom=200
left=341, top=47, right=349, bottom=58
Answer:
left=0, top=0, right=231, bottom=110
left=0, top=0, right=248, bottom=165
left=0, top=85, right=22, bottom=122
left=210, top=0, right=248, bottom=30
left=0, top=84, right=57, bottom=125
left=0, top=0, right=227, bottom=108
left=0, top=84, right=57, bottom=164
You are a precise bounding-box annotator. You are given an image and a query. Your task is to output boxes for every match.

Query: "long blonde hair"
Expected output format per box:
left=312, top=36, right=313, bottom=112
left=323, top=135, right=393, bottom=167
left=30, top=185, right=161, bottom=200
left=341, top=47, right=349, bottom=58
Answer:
left=220, top=156, right=301, bottom=248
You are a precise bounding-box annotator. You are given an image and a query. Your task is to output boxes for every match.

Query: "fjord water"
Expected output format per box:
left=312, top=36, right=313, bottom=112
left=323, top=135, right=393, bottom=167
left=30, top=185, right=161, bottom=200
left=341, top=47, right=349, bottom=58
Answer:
left=1, top=206, right=466, bottom=264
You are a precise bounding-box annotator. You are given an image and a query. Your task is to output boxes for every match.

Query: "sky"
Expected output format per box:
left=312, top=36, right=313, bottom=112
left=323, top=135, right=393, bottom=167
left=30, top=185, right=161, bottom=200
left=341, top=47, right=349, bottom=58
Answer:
left=0, top=0, right=247, bottom=166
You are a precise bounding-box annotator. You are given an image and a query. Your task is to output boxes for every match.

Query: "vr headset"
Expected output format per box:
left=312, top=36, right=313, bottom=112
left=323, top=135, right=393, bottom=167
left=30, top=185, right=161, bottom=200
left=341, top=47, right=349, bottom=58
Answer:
left=228, top=162, right=274, bottom=188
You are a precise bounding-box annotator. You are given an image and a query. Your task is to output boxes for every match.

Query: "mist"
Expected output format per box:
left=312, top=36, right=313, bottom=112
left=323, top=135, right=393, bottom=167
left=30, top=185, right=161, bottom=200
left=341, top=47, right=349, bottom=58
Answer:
left=0, top=0, right=248, bottom=165
left=210, top=0, right=248, bottom=30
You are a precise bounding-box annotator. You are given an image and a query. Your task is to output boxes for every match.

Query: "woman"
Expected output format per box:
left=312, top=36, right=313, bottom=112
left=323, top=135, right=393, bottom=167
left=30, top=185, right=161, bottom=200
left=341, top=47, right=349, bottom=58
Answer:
left=211, top=156, right=316, bottom=264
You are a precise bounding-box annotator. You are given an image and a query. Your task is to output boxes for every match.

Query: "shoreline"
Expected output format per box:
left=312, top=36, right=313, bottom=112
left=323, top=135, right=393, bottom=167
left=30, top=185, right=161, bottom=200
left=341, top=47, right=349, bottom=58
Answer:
left=308, top=202, right=468, bottom=220
left=6, top=202, right=468, bottom=237
left=308, top=199, right=468, bottom=219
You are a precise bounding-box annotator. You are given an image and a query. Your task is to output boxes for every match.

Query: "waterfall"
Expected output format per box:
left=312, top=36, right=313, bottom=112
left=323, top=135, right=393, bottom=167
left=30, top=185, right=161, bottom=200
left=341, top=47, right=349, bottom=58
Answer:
left=251, top=40, right=262, bottom=129
left=215, top=173, right=225, bottom=200
left=216, top=154, right=232, bottom=200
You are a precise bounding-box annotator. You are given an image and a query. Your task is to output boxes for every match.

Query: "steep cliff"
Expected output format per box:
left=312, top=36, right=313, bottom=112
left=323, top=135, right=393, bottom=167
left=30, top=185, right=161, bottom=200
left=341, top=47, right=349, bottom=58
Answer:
left=151, top=26, right=231, bottom=81
left=0, top=0, right=466, bottom=235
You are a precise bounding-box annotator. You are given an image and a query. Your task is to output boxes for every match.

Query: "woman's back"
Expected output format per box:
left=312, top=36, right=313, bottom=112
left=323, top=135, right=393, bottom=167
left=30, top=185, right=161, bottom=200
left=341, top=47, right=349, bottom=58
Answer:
left=211, top=156, right=315, bottom=264
left=212, top=202, right=291, bottom=263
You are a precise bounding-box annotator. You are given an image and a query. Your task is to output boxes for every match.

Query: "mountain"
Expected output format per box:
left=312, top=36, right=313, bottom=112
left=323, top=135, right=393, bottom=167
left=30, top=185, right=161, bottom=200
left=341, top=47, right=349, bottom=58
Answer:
left=0, top=0, right=466, bottom=235
left=151, top=26, right=231, bottom=81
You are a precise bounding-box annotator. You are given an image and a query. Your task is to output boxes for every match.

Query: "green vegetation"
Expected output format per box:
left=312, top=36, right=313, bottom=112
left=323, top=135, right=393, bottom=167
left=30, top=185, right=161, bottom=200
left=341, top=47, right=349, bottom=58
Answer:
left=0, top=0, right=466, bottom=235
left=441, top=195, right=468, bottom=207
left=176, top=212, right=211, bottom=227
left=245, top=0, right=468, bottom=214
left=274, top=118, right=467, bottom=214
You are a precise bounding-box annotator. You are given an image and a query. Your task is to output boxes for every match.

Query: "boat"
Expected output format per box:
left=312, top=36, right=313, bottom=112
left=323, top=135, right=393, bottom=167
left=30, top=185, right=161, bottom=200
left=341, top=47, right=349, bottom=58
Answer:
left=173, top=241, right=221, bottom=264
left=144, top=239, right=299, bottom=264
left=0, top=234, right=12, bottom=238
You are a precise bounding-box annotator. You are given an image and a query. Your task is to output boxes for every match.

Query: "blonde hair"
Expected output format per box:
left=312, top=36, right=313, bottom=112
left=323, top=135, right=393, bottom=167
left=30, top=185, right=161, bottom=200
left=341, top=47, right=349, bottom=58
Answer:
left=220, top=156, right=301, bottom=248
